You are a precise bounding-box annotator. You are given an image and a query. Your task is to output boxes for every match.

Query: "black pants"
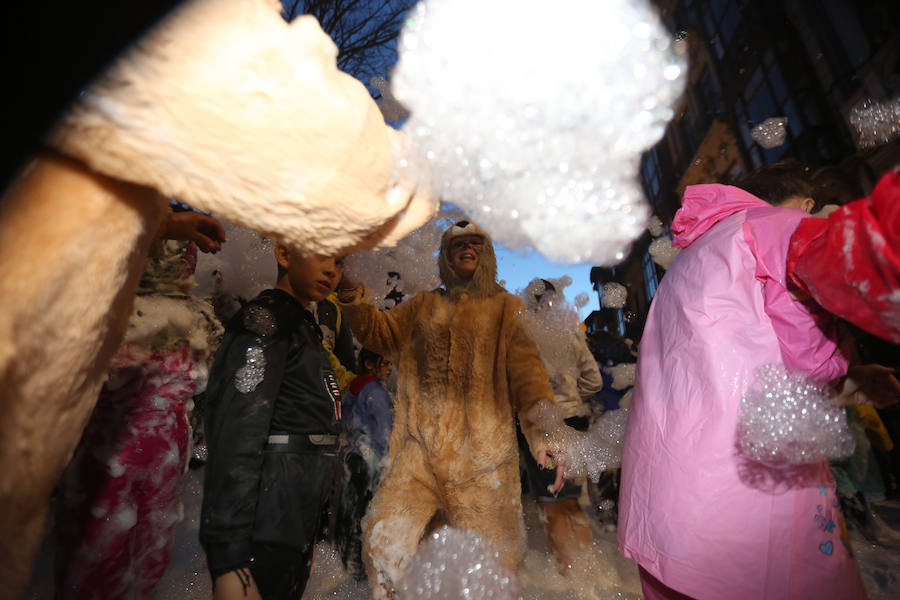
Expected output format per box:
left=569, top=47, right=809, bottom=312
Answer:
left=210, top=447, right=340, bottom=599
left=334, top=452, right=372, bottom=579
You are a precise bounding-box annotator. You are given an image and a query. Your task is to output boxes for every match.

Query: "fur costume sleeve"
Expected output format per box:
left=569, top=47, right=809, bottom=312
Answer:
left=787, top=169, right=900, bottom=344
left=337, top=288, right=424, bottom=358
left=47, top=0, right=436, bottom=258
left=0, top=1, right=436, bottom=591
left=505, top=298, right=555, bottom=458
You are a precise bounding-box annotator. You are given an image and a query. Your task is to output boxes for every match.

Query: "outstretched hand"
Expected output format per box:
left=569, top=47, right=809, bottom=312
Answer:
left=536, top=450, right=566, bottom=495
left=838, top=364, right=900, bottom=408
left=165, top=211, right=226, bottom=253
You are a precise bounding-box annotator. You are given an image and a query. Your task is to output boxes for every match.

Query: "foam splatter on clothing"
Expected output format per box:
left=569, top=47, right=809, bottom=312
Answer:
left=56, top=241, right=222, bottom=599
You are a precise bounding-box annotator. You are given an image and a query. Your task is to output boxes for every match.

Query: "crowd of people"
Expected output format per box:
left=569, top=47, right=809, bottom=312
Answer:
left=31, top=160, right=899, bottom=600
left=4, top=1, right=900, bottom=599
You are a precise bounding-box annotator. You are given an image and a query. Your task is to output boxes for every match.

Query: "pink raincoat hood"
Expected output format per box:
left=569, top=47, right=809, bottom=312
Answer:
left=672, top=184, right=770, bottom=248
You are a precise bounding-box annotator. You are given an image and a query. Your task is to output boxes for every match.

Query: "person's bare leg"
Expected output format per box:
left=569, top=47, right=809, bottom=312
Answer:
left=568, top=498, right=593, bottom=548
left=0, top=154, right=168, bottom=598
left=541, top=497, right=592, bottom=574
left=214, top=569, right=263, bottom=600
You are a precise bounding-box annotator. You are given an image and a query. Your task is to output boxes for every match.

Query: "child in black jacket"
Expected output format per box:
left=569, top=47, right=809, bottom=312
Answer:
left=200, top=245, right=345, bottom=600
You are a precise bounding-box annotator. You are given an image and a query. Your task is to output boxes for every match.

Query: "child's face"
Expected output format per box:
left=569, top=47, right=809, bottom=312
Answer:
left=277, top=247, right=345, bottom=304
left=375, top=358, right=393, bottom=381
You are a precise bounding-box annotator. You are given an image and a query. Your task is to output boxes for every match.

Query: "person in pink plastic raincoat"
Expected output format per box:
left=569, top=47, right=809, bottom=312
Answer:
left=618, top=167, right=875, bottom=600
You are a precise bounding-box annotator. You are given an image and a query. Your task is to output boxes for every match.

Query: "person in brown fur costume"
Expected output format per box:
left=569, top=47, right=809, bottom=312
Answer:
left=336, top=220, right=563, bottom=598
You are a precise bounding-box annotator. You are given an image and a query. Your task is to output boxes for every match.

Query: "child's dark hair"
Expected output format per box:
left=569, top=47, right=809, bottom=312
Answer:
left=732, top=162, right=818, bottom=210
left=358, top=348, right=384, bottom=373
left=809, top=165, right=864, bottom=207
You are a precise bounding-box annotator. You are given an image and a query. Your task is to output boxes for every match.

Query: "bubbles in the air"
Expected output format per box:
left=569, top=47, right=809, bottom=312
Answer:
left=370, top=76, right=410, bottom=123
left=751, top=116, right=789, bottom=149
left=601, top=282, right=627, bottom=309
left=648, top=236, right=680, bottom=269
left=848, top=96, right=900, bottom=149
left=344, top=205, right=465, bottom=308
left=392, top=0, right=685, bottom=263
left=574, top=292, right=591, bottom=309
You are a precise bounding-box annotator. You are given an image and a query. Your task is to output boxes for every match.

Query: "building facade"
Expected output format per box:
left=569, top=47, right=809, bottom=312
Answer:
left=588, top=0, right=900, bottom=341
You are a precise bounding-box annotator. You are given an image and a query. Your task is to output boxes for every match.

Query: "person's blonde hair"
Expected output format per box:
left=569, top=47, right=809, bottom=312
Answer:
left=437, top=220, right=505, bottom=300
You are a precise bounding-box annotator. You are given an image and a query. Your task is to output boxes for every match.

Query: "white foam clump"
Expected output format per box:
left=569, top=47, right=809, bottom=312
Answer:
left=751, top=116, right=789, bottom=149
left=527, top=400, right=628, bottom=483
left=605, top=363, right=636, bottom=390
left=110, top=504, right=139, bottom=532
left=397, top=527, right=522, bottom=600
left=849, top=96, right=900, bottom=149
left=371, top=76, right=410, bottom=123
left=738, top=363, right=855, bottom=467
left=392, top=0, right=685, bottom=264
left=517, top=278, right=582, bottom=377
left=195, top=220, right=276, bottom=304
left=601, top=282, right=627, bottom=309
left=344, top=205, right=464, bottom=307
left=574, top=292, right=590, bottom=309
left=648, top=235, right=680, bottom=269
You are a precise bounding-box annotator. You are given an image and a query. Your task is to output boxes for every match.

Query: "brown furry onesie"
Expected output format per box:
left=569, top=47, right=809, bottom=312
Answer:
left=338, top=223, right=554, bottom=597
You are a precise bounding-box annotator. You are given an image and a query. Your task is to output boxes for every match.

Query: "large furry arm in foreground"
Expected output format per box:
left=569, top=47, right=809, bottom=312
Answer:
left=0, top=1, right=435, bottom=596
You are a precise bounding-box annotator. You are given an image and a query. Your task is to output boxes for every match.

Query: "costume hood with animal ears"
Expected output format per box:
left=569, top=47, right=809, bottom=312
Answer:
left=47, top=0, right=436, bottom=257
left=438, top=220, right=505, bottom=300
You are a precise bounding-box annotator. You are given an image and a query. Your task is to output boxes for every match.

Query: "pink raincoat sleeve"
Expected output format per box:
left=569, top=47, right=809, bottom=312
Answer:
left=743, top=206, right=846, bottom=382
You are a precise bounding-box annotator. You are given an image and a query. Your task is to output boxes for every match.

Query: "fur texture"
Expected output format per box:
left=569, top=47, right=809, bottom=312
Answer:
left=339, top=233, right=553, bottom=597
left=48, top=0, right=436, bottom=257
left=0, top=1, right=437, bottom=593
left=0, top=155, right=169, bottom=597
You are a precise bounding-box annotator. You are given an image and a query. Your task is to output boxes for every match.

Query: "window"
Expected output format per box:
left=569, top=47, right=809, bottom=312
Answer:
left=642, top=252, right=659, bottom=302
left=641, top=149, right=663, bottom=205
left=823, top=1, right=871, bottom=69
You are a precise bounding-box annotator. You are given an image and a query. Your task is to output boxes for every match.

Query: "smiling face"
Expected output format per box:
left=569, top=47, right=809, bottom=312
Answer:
left=274, top=245, right=345, bottom=304
left=447, top=234, right=484, bottom=281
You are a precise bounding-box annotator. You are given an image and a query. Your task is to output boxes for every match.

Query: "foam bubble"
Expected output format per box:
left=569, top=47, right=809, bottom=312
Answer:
left=344, top=205, right=464, bottom=307
left=647, top=215, right=664, bottom=237
left=527, top=400, right=628, bottom=483
left=392, top=0, right=685, bottom=264
left=849, top=96, right=900, bottom=149
left=601, top=282, right=627, bottom=309
left=751, top=116, right=788, bottom=149
left=397, top=527, right=522, bottom=600
left=648, top=235, right=680, bottom=269
left=738, top=364, right=855, bottom=467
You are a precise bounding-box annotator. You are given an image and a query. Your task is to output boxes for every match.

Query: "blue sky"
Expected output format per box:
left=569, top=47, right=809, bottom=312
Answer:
left=494, top=245, right=599, bottom=320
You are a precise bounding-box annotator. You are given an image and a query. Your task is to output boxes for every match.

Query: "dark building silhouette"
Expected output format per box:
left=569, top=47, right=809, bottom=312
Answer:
left=588, top=0, right=900, bottom=340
